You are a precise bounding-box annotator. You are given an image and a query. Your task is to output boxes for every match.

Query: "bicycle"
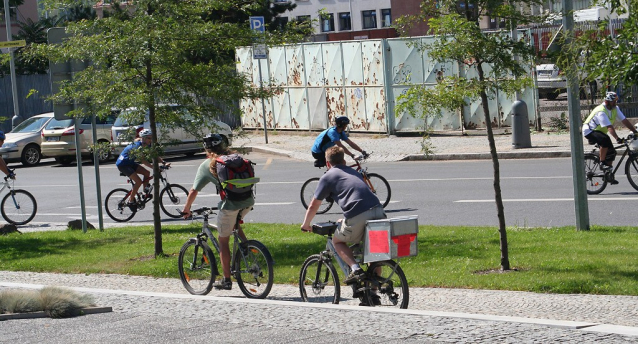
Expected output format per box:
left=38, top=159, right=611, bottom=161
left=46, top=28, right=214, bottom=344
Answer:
left=177, top=206, right=274, bottom=298
left=584, top=135, right=638, bottom=195
left=0, top=169, right=37, bottom=225
left=299, top=221, right=409, bottom=308
left=104, top=164, right=188, bottom=222
left=300, top=152, right=391, bottom=214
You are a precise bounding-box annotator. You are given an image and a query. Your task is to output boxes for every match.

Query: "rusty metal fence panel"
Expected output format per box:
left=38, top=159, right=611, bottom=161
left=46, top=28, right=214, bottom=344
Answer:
left=237, top=36, right=537, bottom=133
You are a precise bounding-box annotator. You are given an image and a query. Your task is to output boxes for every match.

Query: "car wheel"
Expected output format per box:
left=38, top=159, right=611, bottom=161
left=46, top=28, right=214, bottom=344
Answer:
left=20, top=144, right=41, bottom=167
left=55, top=156, right=74, bottom=165
left=546, top=91, right=559, bottom=100
left=91, top=140, right=112, bottom=163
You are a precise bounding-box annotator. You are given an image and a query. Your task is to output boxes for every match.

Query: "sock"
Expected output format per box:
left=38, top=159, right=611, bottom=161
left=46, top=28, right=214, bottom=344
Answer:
left=350, top=264, right=360, bottom=272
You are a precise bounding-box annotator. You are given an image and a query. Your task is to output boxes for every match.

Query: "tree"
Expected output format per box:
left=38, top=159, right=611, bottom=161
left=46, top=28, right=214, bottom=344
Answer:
left=395, top=0, right=543, bottom=270
left=569, top=1, right=638, bottom=92
left=36, top=0, right=308, bottom=257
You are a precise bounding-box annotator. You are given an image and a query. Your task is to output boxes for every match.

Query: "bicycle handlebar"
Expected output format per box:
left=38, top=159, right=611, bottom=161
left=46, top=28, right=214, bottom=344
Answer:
left=180, top=206, right=219, bottom=217
left=4, top=168, right=15, bottom=181
left=354, top=151, right=371, bottom=162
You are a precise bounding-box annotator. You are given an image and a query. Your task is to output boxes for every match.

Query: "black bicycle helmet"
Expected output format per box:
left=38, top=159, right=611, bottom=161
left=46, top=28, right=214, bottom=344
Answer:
left=335, top=116, right=350, bottom=127
left=0, top=131, right=5, bottom=141
left=203, top=133, right=224, bottom=150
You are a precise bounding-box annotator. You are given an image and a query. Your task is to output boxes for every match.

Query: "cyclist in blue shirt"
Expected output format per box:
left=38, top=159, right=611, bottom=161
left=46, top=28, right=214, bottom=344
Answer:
left=116, top=129, right=168, bottom=205
left=311, top=116, right=366, bottom=167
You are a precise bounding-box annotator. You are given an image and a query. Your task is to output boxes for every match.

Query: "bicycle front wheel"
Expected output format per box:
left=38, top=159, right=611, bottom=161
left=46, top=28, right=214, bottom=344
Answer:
left=625, top=155, right=638, bottom=191
left=234, top=240, right=274, bottom=299
left=366, top=260, right=409, bottom=309
left=1, top=189, right=37, bottom=225
left=366, top=173, right=391, bottom=208
left=299, top=254, right=340, bottom=304
left=300, top=177, right=333, bottom=214
left=160, top=184, right=189, bottom=218
left=178, top=239, right=217, bottom=295
left=584, top=154, right=607, bottom=195
left=104, top=188, right=136, bottom=222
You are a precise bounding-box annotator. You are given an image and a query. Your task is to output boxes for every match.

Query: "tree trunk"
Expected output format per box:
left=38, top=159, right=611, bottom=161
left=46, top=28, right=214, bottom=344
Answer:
left=146, top=58, right=164, bottom=258
left=477, top=64, right=510, bottom=271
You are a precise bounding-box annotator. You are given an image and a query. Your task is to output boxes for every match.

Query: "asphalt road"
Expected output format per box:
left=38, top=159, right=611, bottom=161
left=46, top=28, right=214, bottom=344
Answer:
left=6, top=152, right=638, bottom=229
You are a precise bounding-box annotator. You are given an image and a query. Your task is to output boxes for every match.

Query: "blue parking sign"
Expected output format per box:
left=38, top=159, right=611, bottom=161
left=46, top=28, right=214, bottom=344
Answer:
left=250, top=16, right=265, bottom=33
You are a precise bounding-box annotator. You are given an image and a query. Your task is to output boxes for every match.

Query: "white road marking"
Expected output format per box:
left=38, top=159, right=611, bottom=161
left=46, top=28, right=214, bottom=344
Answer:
left=456, top=197, right=638, bottom=203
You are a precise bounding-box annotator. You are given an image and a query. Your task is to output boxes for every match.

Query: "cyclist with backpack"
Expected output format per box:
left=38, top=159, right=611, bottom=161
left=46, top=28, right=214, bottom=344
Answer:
left=116, top=129, right=169, bottom=207
left=181, top=133, right=259, bottom=291
left=311, top=116, right=367, bottom=168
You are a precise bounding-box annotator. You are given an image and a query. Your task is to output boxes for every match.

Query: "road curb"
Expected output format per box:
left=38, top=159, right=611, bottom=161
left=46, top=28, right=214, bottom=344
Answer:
left=0, top=306, right=113, bottom=321
left=240, top=145, right=573, bottom=161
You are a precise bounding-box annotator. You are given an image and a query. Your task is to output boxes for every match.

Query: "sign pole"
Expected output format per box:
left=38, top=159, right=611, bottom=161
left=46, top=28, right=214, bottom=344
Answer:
left=3, top=0, right=21, bottom=128
left=250, top=16, right=269, bottom=144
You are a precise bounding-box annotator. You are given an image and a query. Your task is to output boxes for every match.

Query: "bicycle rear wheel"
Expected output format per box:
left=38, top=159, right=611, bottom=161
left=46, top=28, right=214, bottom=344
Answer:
left=105, top=188, right=136, bottom=222
left=1, top=189, right=37, bottom=225
left=625, top=155, right=638, bottom=191
left=160, top=184, right=189, bottom=218
left=299, top=254, right=340, bottom=304
left=365, top=260, right=409, bottom=309
left=300, top=177, right=333, bottom=214
left=365, top=173, right=391, bottom=208
left=178, top=239, right=217, bottom=295
left=234, top=240, right=274, bottom=299
left=584, top=154, right=607, bottom=195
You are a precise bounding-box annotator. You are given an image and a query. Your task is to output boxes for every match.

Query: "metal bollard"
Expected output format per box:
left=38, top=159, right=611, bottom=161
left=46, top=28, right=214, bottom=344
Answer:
left=512, top=100, right=532, bottom=148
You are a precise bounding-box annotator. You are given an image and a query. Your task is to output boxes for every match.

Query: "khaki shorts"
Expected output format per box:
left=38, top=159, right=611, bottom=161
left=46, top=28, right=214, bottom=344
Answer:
left=333, top=205, right=386, bottom=243
left=216, top=207, right=251, bottom=238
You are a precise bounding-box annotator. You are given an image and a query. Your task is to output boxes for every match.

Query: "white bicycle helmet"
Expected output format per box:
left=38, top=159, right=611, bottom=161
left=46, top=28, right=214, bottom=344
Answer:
left=139, top=129, right=152, bottom=138
left=202, top=133, right=224, bottom=150
left=604, top=91, right=618, bottom=102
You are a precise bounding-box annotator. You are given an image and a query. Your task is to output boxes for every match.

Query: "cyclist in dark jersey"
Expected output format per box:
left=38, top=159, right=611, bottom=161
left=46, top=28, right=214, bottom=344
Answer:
left=311, top=116, right=366, bottom=167
left=0, top=132, right=14, bottom=179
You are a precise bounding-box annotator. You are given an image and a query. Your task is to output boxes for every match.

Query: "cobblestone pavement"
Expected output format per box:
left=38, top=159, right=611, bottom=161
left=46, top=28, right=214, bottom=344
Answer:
left=1, top=271, right=638, bottom=343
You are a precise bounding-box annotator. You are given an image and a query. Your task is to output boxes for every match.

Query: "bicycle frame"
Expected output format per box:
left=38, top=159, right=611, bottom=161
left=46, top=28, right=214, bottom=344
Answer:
left=348, top=159, right=377, bottom=193
left=589, top=141, right=638, bottom=176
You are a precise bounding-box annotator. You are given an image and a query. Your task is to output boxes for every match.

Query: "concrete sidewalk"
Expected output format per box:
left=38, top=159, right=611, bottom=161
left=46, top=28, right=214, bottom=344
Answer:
left=233, top=129, right=589, bottom=162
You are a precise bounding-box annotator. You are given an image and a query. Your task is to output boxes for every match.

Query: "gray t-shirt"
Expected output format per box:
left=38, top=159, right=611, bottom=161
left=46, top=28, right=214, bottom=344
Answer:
left=192, top=158, right=254, bottom=211
left=314, top=164, right=381, bottom=219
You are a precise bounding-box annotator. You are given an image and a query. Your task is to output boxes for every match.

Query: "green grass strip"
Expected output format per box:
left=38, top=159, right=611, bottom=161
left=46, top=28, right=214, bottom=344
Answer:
left=2, top=223, right=638, bottom=295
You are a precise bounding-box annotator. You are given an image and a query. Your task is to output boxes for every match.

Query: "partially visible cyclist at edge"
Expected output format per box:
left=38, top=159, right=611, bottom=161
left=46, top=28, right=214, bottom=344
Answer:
left=181, top=134, right=255, bottom=291
left=115, top=129, right=169, bottom=207
left=582, top=91, right=638, bottom=184
left=311, top=116, right=366, bottom=168
left=301, top=146, right=386, bottom=305
left=0, top=132, right=15, bottom=179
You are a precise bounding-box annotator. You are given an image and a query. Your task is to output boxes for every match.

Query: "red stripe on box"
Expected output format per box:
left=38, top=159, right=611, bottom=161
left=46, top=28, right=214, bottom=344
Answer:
left=392, top=234, right=417, bottom=257
left=368, top=231, right=389, bottom=254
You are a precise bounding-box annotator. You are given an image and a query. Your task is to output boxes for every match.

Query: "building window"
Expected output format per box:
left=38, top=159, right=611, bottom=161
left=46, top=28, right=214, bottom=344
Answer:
left=338, top=12, right=351, bottom=31
left=362, top=10, right=377, bottom=29
left=321, top=13, right=335, bottom=32
left=381, top=9, right=391, bottom=27
left=273, top=16, right=289, bottom=30
left=297, top=15, right=311, bottom=23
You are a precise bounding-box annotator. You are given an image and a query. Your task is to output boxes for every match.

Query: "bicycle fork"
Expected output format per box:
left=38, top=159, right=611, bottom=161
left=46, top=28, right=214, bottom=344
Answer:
left=8, top=190, right=20, bottom=209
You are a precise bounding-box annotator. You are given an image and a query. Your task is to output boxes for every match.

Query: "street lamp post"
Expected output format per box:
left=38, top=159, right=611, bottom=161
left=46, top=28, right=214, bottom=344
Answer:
left=3, top=0, right=21, bottom=128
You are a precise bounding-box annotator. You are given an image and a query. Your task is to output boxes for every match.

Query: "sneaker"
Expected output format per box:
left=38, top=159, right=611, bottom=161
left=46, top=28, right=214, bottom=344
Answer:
left=213, top=279, right=232, bottom=290
left=610, top=179, right=619, bottom=185
left=344, top=269, right=365, bottom=285
left=602, top=164, right=613, bottom=171
left=359, top=293, right=381, bottom=307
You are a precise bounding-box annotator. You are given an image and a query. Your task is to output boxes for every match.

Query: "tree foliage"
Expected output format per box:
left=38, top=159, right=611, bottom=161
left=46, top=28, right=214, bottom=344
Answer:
left=33, top=0, right=308, bottom=256
left=396, top=0, right=544, bottom=270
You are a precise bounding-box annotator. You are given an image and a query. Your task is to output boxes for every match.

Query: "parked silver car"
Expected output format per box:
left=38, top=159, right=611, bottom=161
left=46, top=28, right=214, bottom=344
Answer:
left=111, top=106, right=233, bottom=156
left=0, top=112, right=54, bottom=166
left=41, top=113, right=118, bottom=165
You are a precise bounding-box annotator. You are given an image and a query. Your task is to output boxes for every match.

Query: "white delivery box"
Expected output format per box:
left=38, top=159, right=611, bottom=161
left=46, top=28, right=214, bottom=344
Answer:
left=363, top=215, right=418, bottom=263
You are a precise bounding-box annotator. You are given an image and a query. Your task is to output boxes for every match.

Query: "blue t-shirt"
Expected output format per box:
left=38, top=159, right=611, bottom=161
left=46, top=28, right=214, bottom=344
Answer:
left=314, top=164, right=381, bottom=219
left=311, top=127, right=348, bottom=154
left=116, top=141, right=142, bottom=167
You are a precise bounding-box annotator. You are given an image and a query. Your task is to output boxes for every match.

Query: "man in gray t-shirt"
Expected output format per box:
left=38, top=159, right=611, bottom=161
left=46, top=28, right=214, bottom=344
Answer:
left=301, top=146, right=385, bottom=285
